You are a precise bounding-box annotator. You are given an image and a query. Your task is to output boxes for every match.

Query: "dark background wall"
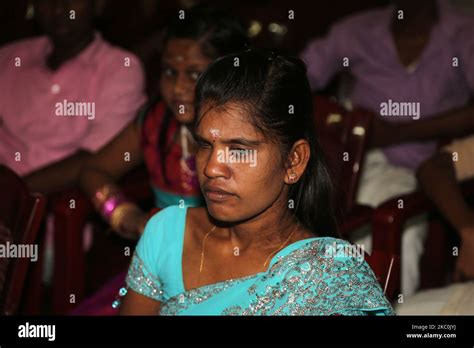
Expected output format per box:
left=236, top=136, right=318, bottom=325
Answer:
left=1, top=0, right=389, bottom=52
left=0, top=0, right=389, bottom=94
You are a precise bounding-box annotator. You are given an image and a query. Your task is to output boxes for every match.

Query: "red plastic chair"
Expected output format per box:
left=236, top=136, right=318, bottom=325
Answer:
left=50, top=165, right=153, bottom=314
left=314, top=96, right=371, bottom=214
left=313, top=96, right=398, bottom=299
left=371, top=178, right=474, bottom=298
left=313, top=96, right=375, bottom=233
left=0, top=165, right=46, bottom=315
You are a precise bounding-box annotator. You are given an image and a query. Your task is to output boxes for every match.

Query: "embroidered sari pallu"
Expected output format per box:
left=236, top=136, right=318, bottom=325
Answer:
left=125, top=206, right=394, bottom=316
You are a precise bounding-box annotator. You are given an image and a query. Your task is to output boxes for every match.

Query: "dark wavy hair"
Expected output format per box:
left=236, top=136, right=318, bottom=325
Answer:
left=194, top=49, right=338, bottom=237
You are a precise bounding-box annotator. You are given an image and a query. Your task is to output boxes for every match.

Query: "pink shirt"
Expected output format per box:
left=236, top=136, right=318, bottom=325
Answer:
left=0, top=33, right=146, bottom=175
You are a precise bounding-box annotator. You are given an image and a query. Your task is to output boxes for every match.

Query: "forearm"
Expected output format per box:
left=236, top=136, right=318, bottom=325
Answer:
left=79, top=121, right=144, bottom=199
left=399, top=104, right=474, bottom=143
left=417, top=153, right=474, bottom=231
left=79, top=164, right=120, bottom=199
left=80, top=160, right=148, bottom=238
left=25, top=150, right=91, bottom=195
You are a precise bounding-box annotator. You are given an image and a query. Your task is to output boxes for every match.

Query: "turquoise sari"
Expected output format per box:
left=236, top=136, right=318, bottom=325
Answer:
left=125, top=206, right=394, bottom=315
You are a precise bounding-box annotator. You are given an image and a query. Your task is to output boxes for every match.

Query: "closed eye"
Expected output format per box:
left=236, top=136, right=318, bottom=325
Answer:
left=197, top=140, right=212, bottom=148
left=229, top=146, right=247, bottom=152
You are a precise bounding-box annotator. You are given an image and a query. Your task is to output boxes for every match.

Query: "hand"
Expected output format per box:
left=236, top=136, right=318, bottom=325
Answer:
left=370, top=118, right=402, bottom=148
left=112, top=204, right=149, bottom=240
left=453, top=227, right=474, bottom=282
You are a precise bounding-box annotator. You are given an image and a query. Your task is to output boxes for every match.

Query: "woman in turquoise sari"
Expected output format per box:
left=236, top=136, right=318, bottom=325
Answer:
left=120, top=50, right=394, bottom=315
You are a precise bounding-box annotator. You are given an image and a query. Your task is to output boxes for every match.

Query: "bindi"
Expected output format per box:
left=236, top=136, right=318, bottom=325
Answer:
left=209, top=128, right=221, bottom=142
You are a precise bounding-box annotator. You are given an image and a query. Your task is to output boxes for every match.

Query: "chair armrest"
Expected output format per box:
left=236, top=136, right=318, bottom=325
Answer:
left=370, top=179, right=474, bottom=299
left=369, top=192, right=434, bottom=300
left=371, top=191, right=433, bottom=256
left=372, top=177, right=474, bottom=256
left=49, top=189, right=92, bottom=314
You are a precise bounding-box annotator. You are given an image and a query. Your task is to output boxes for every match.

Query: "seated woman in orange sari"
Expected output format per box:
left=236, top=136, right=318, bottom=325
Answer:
left=119, top=50, right=394, bottom=315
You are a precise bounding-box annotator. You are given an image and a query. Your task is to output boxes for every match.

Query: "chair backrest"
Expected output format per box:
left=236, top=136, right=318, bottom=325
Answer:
left=0, top=165, right=46, bottom=315
left=313, top=95, right=374, bottom=215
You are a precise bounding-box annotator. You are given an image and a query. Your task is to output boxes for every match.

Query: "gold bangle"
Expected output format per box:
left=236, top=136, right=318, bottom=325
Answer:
left=109, top=203, right=139, bottom=232
left=92, top=184, right=122, bottom=210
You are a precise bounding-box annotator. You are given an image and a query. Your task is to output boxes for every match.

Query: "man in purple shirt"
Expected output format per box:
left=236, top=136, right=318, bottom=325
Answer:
left=301, top=0, right=474, bottom=296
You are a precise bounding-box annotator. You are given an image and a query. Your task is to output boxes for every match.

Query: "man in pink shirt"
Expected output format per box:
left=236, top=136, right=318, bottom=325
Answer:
left=0, top=0, right=145, bottom=193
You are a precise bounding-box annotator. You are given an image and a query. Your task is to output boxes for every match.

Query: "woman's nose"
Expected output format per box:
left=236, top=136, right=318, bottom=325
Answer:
left=173, top=74, right=190, bottom=97
left=203, top=147, right=230, bottom=179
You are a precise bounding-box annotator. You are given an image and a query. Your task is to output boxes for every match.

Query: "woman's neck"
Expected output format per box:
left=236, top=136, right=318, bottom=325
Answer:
left=213, top=199, right=309, bottom=253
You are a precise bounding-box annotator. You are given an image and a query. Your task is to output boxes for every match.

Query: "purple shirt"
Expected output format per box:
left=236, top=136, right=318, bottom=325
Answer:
left=301, top=0, right=474, bottom=170
left=0, top=33, right=146, bottom=175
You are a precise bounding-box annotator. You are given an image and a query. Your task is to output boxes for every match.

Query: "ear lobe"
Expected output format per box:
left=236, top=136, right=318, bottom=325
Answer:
left=289, top=170, right=298, bottom=183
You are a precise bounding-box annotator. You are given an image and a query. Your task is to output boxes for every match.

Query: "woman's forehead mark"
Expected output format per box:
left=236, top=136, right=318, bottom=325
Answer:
left=209, top=128, right=221, bottom=141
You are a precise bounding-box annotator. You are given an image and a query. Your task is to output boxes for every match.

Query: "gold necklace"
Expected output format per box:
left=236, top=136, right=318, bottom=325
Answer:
left=199, top=224, right=299, bottom=274
left=199, top=226, right=216, bottom=273
left=262, top=228, right=298, bottom=268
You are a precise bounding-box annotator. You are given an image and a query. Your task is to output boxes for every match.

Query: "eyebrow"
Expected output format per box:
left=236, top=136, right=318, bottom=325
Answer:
left=194, top=134, right=262, bottom=147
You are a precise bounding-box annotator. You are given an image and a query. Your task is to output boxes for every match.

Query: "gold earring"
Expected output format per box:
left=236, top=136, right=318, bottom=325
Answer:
left=289, top=171, right=297, bottom=182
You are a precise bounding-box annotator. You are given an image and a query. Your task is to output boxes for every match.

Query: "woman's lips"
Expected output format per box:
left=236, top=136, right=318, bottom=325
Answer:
left=203, top=187, right=235, bottom=202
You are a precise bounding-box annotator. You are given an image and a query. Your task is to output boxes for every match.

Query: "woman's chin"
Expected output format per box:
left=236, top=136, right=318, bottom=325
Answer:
left=174, top=112, right=194, bottom=124
left=206, top=202, right=257, bottom=225
left=206, top=202, right=237, bottom=222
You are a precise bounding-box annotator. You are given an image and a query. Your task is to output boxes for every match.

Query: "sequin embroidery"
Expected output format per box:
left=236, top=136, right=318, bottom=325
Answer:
left=126, top=253, right=165, bottom=302
left=158, top=238, right=394, bottom=316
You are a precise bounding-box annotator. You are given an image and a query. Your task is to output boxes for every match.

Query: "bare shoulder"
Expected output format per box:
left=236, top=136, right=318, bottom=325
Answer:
left=185, top=206, right=211, bottom=237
